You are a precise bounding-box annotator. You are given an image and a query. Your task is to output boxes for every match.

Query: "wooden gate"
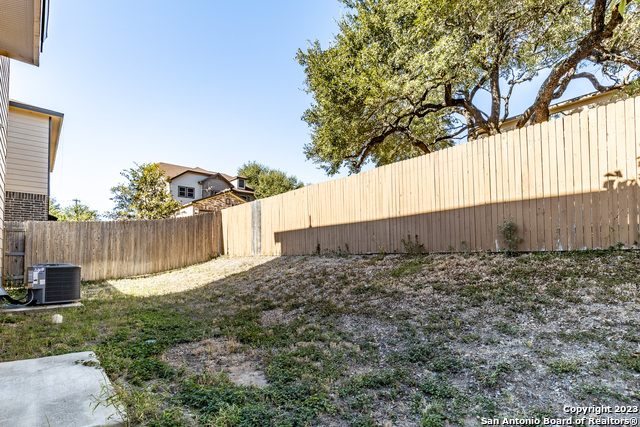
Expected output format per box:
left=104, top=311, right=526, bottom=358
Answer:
left=3, top=221, right=26, bottom=285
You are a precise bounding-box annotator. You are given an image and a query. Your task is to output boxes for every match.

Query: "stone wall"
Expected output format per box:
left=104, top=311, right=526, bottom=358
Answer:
left=195, top=194, right=245, bottom=212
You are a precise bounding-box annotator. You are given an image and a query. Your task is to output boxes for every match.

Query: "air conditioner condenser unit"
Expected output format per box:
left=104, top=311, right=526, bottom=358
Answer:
left=27, top=263, right=81, bottom=305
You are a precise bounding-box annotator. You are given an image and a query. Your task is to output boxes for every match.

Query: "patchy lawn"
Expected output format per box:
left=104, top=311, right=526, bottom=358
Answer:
left=1, top=251, right=639, bottom=426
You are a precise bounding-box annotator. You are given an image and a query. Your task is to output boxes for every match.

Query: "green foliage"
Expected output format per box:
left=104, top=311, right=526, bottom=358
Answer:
left=421, top=377, right=458, bottom=400
left=109, top=163, right=181, bottom=220
left=401, top=234, right=425, bottom=254
left=49, top=197, right=100, bottom=221
left=391, top=258, right=424, bottom=277
left=49, top=197, right=63, bottom=219
left=498, top=216, right=523, bottom=254
left=546, top=358, right=582, bottom=375
left=238, top=161, right=304, bottom=199
left=298, top=0, right=640, bottom=174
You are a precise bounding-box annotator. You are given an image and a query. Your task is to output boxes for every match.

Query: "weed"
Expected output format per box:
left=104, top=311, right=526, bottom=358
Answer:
left=353, top=283, right=384, bottom=296
left=474, top=361, right=514, bottom=388
left=421, top=376, right=458, bottom=400
left=339, top=369, right=407, bottom=398
left=529, top=407, right=555, bottom=419
left=429, top=354, right=465, bottom=373
left=400, top=343, right=435, bottom=364
left=546, top=358, right=582, bottom=375
left=371, top=234, right=387, bottom=256
left=495, top=321, right=520, bottom=335
left=89, top=379, right=129, bottom=425
left=499, top=216, right=523, bottom=254
left=128, top=358, right=176, bottom=384
left=402, top=234, right=425, bottom=254
left=574, top=381, right=630, bottom=402
left=391, top=259, right=424, bottom=278
left=420, top=403, right=450, bottom=427
left=474, top=395, right=499, bottom=417
left=461, top=334, right=480, bottom=343
left=613, top=350, right=640, bottom=372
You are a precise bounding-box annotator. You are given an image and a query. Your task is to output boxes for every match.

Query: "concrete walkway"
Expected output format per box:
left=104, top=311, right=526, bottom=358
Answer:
left=0, top=351, right=125, bottom=427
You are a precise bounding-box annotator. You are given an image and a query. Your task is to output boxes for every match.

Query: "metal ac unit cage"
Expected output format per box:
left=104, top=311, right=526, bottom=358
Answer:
left=27, top=263, right=81, bottom=305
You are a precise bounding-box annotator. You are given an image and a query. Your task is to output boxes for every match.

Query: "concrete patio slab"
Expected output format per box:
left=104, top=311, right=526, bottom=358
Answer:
left=0, top=302, right=83, bottom=314
left=0, top=351, right=125, bottom=427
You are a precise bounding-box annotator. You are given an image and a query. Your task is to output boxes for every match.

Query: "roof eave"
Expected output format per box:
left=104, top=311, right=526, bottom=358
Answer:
left=0, top=0, right=48, bottom=66
left=8, top=100, right=63, bottom=171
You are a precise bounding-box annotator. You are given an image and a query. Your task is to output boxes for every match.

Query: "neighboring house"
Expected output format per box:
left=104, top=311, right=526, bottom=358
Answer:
left=5, top=101, right=63, bottom=221
left=158, top=163, right=256, bottom=211
left=0, top=0, right=51, bottom=277
left=477, top=90, right=618, bottom=138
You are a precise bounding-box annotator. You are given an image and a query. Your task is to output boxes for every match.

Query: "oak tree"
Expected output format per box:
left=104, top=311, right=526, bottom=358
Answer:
left=238, top=161, right=304, bottom=199
left=298, top=0, right=640, bottom=174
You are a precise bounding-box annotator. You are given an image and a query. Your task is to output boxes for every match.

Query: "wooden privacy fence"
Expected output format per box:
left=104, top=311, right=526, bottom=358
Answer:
left=222, top=95, right=640, bottom=255
left=3, top=212, right=223, bottom=282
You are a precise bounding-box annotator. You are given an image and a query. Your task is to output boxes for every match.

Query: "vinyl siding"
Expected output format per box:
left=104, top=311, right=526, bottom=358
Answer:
left=171, top=173, right=205, bottom=204
left=6, top=106, right=49, bottom=195
left=202, top=176, right=231, bottom=197
left=0, top=56, right=10, bottom=276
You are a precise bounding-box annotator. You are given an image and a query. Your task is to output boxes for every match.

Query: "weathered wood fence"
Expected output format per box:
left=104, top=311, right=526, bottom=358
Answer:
left=3, top=97, right=639, bottom=282
left=3, top=212, right=222, bottom=281
left=222, top=95, right=640, bottom=255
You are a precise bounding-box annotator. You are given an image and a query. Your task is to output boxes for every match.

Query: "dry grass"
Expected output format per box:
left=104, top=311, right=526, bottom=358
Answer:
left=1, top=250, right=639, bottom=426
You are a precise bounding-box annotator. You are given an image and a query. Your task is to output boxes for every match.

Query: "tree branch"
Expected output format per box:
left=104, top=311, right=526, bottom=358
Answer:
left=571, top=71, right=630, bottom=91
left=517, top=0, right=629, bottom=128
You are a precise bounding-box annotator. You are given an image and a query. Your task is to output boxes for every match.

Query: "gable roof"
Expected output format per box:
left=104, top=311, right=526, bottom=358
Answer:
left=157, top=162, right=234, bottom=182
left=181, top=189, right=248, bottom=208
left=199, top=172, right=233, bottom=186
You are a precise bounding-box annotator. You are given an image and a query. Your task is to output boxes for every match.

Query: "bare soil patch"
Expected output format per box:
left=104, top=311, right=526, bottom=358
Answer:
left=162, top=338, right=268, bottom=387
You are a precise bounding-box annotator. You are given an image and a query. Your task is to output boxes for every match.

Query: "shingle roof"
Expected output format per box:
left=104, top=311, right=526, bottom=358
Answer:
left=157, top=162, right=234, bottom=182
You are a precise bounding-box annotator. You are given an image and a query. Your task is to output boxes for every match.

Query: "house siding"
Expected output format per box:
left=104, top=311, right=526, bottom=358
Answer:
left=6, top=107, right=49, bottom=195
left=0, top=56, right=9, bottom=277
left=201, top=176, right=231, bottom=198
left=171, top=173, right=205, bottom=204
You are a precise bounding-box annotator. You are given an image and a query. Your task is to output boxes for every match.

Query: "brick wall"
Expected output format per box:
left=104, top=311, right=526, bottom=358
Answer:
left=5, top=191, right=48, bottom=221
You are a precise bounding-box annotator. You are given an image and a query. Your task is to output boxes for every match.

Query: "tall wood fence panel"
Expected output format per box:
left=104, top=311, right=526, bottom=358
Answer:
left=9, top=212, right=222, bottom=281
left=222, top=95, right=640, bottom=255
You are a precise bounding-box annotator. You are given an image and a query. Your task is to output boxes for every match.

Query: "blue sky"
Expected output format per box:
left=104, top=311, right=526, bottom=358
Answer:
left=9, top=1, right=596, bottom=215
left=9, top=1, right=343, bottom=213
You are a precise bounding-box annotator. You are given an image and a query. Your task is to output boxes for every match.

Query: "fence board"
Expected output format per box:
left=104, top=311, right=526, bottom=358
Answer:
left=616, top=100, right=629, bottom=247
left=12, top=96, right=639, bottom=271
left=624, top=98, right=637, bottom=245
left=226, top=96, right=640, bottom=255
left=13, top=212, right=222, bottom=282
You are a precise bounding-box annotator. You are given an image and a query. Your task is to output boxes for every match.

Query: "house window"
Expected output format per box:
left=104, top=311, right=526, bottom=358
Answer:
left=178, top=186, right=195, bottom=198
left=240, top=195, right=248, bottom=201
left=238, top=179, right=245, bottom=189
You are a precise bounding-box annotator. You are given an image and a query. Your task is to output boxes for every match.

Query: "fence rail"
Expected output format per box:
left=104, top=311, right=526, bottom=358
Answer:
left=4, top=212, right=223, bottom=282
left=222, top=95, right=640, bottom=255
